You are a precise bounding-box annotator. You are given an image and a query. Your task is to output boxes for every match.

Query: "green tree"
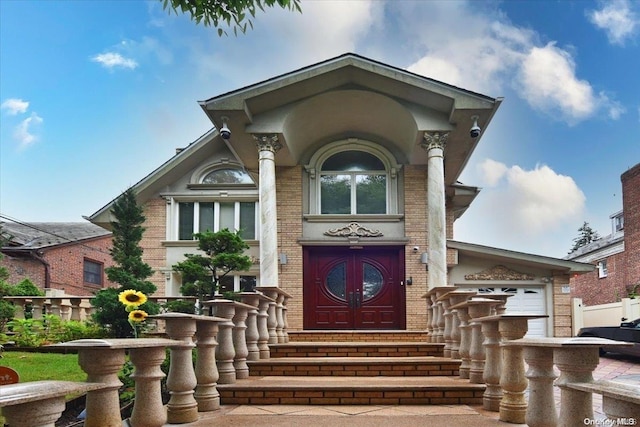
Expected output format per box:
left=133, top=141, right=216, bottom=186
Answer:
left=568, top=221, right=601, bottom=254
left=173, top=229, right=252, bottom=310
left=161, top=0, right=302, bottom=36
left=92, top=188, right=159, bottom=337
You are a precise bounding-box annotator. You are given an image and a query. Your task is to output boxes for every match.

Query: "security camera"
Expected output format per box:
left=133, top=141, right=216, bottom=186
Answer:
left=470, top=116, right=481, bottom=138
left=220, top=117, right=231, bottom=140
left=412, top=246, right=419, bottom=252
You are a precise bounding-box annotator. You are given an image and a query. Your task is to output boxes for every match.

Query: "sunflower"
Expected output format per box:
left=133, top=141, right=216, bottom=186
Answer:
left=118, top=289, right=148, bottom=307
left=128, top=310, right=148, bottom=323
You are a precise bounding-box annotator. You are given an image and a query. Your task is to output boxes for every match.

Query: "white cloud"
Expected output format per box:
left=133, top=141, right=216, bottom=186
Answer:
left=13, top=113, right=43, bottom=147
left=588, top=0, right=638, bottom=45
left=91, top=52, right=138, bottom=70
left=478, top=159, right=509, bottom=186
left=1, top=98, right=29, bottom=115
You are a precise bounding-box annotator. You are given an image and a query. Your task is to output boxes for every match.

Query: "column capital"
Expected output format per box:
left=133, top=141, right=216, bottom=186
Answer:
left=253, top=134, right=282, bottom=154
left=421, top=131, right=449, bottom=152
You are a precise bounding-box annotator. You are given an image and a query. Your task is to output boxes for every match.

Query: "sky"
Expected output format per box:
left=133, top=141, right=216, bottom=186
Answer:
left=1, top=0, right=639, bottom=259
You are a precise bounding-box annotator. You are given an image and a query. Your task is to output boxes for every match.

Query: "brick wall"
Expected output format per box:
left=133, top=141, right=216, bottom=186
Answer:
left=1, top=235, right=117, bottom=296
left=140, top=197, right=168, bottom=296
left=403, top=165, right=428, bottom=330
left=622, top=164, right=640, bottom=292
left=276, top=166, right=304, bottom=330
left=570, top=251, right=627, bottom=305
left=552, top=273, right=572, bottom=337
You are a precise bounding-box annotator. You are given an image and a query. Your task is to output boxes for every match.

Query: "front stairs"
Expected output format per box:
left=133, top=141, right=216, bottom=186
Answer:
left=217, top=331, right=485, bottom=406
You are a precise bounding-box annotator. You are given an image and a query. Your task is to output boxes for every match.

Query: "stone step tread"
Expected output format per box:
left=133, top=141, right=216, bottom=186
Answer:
left=271, top=342, right=442, bottom=348
left=219, top=376, right=484, bottom=391
left=249, top=356, right=459, bottom=365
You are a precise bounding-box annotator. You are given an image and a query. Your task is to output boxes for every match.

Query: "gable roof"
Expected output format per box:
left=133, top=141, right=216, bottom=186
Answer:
left=1, top=221, right=111, bottom=251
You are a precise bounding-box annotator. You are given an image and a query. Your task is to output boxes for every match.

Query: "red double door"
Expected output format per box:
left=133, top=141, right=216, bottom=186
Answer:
left=303, top=246, right=405, bottom=330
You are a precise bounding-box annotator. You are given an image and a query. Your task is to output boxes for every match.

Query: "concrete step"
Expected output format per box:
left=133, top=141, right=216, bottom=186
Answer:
left=218, top=376, right=485, bottom=405
left=248, top=356, right=460, bottom=377
left=288, top=331, right=430, bottom=343
left=269, top=341, right=444, bottom=358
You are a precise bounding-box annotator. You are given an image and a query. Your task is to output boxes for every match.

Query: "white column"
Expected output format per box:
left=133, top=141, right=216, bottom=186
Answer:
left=254, top=134, right=282, bottom=288
left=421, top=131, right=448, bottom=290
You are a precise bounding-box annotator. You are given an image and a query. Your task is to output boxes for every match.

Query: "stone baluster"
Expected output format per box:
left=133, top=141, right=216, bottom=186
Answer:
left=443, top=291, right=475, bottom=359
left=467, top=298, right=499, bottom=383
left=129, top=346, right=168, bottom=427
left=282, top=295, right=290, bottom=343
left=422, top=294, right=434, bottom=341
left=426, top=287, right=454, bottom=344
left=149, top=313, right=198, bottom=423
left=6, top=297, right=26, bottom=319
left=55, top=338, right=178, bottom=427
left=523, top=346, right=557, bottom=427
left=255, top=287, right=279, bottom=344
left=68, top=298, right=84, bottom=321
left=474, top=317, right=503, bottom=411
left=256, top=294, right=273, bottom=359
left=438, top=294, right=455, bottom=357
left=497, top=315, right=546, bottom=424
left=450, top=300, right=473, bottom=379
left=232, top=301, right=253, bottom=379
left=49, top=297, right=63, bottom=319
left=31, top=298, right=44, bottom=319
left=240, top=293, right=262, bottom=361
left=485, top=293, right=513, bottom=315
left=205, top=299, right=237, bottom=384
left=194, top=315, right=225, bottom=411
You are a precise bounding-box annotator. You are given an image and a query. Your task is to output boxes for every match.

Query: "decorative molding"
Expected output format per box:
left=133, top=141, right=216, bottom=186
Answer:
left=421, top=131, right=449, bottom=151
left=253, top=134, right=282, bottom=153
left=465, top=265, right=535, bottom=281
left=324, top=222, right=384, bottom=238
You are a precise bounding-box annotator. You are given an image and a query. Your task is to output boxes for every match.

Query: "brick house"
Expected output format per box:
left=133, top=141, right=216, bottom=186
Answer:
left=568, top=162, right=640, bottom=306
left=0, top=221, right=116, bottom=296
left=90, top=54, right=592, bottom=336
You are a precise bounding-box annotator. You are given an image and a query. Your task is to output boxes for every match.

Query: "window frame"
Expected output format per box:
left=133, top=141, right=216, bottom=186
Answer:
left=175, top=200, right=259, bottom=241
left=305, top=140, right=400, bottom=216
left=83, top=258, right=104, bottom=287
left=597, top=260, right=608, bottom=278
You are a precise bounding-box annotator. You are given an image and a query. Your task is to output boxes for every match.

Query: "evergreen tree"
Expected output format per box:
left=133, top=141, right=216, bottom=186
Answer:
left=568, top=221, right=601, bottom=254
left=173, top=229, right=252, bottom=311
left=92, top=188, right=159, bottom=337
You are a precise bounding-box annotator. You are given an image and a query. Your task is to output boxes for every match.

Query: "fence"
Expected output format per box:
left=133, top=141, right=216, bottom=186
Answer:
left=572, top=297, right=640, bottom=335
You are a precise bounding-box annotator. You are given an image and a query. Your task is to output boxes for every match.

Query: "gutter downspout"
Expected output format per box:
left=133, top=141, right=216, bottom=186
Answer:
left=30, top=250, right=51, bottom=289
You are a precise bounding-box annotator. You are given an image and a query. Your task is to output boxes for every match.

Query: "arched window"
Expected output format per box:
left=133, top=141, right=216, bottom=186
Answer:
left=320, top=150, right=387, bottom=214
left=201, top=168, right=254, bottom=185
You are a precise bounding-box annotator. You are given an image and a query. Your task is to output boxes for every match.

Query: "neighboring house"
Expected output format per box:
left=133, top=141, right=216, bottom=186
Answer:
left=90, top=53, right=592, bottom=337
left=568, top=162, right=640, bottom=306
left=0, top=221, right=116, bottom=296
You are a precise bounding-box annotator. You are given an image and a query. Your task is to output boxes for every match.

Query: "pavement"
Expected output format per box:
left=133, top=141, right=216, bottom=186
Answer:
left=169, top=352, right=640, bottom=427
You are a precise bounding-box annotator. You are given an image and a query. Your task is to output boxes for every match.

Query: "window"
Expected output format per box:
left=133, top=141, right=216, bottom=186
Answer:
left=320, top=151, right=387, bottom=214
left=218, top=275, right=258, bottom=294
left=83, top=259, right=103, bottom=286
left=597, top=260, right=608, bottom=278
left=614, top=214, right=624, bottom=232
left=202, top=168, right=254, bottom=185
left=178, top=201, right=257, bottom=240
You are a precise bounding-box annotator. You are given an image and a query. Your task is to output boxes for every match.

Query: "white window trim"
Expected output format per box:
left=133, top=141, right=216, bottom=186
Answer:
left=172, top=200, right=260, bottom=241
left=597, top=260, right=608, bottom=278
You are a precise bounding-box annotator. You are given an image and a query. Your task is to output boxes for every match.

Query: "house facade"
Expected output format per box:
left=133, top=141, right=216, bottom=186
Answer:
left=0, top=221, right=115, bottom=296
left=90, top=54, right=592, bottom=336
left=568, top=162, right=640, bottom=306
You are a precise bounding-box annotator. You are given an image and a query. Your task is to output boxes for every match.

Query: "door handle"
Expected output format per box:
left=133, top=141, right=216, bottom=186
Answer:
left=348, top=291, right=354, bottom=308
left=355, top=290, right=361, bottom=308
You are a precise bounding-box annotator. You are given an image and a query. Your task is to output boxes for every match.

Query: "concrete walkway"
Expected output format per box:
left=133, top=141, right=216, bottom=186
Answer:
left=168, top=353, right=639, bottom=427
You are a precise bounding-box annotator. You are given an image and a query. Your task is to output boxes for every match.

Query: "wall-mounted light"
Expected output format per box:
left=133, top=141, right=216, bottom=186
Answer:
left=420, top=253, right=429, bottom=264
left=279, top=253, right=288, bottom=265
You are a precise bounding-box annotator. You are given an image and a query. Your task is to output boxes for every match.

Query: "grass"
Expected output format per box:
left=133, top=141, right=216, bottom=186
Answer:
left=0, top=351, right=85, bottom=383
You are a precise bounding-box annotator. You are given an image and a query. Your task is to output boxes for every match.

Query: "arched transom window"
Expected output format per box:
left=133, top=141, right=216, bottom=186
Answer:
left=201, top=168, right=254, bottom=185
left=320, top=150, right=387, bottom=214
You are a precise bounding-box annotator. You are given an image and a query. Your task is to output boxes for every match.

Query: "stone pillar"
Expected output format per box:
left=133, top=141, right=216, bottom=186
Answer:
left=554, top=347, right=600, bottom=427
left=523, top=346, right=557, bottom=427
left=254, top=134, right=282, bottom=288
left=256, top=294, right=273, bottom=358
left=421, top=131, right=448, bottom=290
left=447, top=291, right=476, bottom=359
left=78, top=349, right=125, bottom=427
left=478, top=319, right=502, bottom=411
left=450, top=302, right=472, bottom=379
left=467, top=299, right=498, bottom=383
left=208, top=300, right=237, bottom=384
left=498, top=318, right=532, bottom=424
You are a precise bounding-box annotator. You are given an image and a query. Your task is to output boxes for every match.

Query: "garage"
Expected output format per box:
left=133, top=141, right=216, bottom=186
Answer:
left=459, top=286, right=548, bottom=337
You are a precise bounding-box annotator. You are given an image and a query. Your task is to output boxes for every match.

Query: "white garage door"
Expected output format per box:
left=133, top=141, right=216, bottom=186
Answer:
left=463, top=287, right=548, bottom=337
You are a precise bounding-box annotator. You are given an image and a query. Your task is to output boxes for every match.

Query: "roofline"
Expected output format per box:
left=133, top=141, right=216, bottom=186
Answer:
left=1, top=233, right=112, bottom=252
left=448, top=239, right=595, bottom=273
left=199, top=52, right=498, bottom=107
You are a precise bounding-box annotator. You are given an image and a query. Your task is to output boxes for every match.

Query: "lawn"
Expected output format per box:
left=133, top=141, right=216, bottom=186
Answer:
left=0, top=351, right=85, bottom=383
